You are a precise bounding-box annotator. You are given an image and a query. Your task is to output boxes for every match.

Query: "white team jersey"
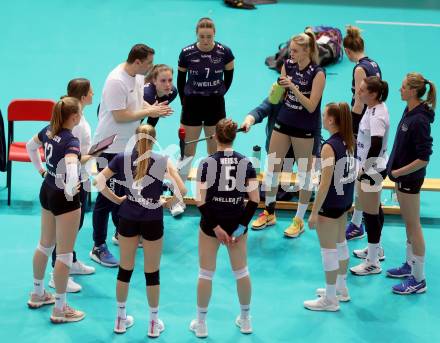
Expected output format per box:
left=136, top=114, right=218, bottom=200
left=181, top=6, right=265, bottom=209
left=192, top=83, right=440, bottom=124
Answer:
left=72, top=114, right=92, bottom=155
left=356, top=102, right=390, bottom=171
left=93, top=64, right=145, bottom=153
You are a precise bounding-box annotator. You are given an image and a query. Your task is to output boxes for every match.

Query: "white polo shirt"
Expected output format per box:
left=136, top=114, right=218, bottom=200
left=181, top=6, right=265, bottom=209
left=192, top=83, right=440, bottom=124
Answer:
left=93, top=63, right=145, bottom=153
left=357, top=102, right=390, bottom=171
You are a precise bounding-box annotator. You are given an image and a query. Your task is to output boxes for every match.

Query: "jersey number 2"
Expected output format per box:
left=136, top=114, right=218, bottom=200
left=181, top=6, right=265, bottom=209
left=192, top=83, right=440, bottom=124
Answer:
left=44, top=142, right=53, bottom=167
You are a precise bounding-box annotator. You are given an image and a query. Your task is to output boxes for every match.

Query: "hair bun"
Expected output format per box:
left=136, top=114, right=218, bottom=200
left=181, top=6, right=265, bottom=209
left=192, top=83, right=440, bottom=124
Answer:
left=346, top=25, right=361, bottom=38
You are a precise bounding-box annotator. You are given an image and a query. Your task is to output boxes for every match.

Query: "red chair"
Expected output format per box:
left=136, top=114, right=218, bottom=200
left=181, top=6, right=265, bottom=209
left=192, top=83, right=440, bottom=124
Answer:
left=7, top=99, right=55, bottom=205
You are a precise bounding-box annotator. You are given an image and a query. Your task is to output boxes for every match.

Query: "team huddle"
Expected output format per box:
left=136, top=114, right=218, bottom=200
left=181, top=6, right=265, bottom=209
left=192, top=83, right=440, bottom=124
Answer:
left=24, top=17, right=436, bottom=339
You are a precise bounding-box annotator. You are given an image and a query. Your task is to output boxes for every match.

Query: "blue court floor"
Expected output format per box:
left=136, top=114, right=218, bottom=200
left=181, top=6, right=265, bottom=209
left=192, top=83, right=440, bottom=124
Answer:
left=1, top=1, right=439, bottom=342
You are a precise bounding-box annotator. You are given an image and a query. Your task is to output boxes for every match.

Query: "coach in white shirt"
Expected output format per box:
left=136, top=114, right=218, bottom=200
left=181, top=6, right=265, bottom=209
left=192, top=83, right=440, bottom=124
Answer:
left=90, top=44, right=173, bottom=267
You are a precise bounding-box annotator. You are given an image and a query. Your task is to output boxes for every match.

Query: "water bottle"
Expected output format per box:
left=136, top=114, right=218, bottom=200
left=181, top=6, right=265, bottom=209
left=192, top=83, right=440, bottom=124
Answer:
left=268, top=79, right=285, bottom=104
left=251, top=145, right=261, bottom=174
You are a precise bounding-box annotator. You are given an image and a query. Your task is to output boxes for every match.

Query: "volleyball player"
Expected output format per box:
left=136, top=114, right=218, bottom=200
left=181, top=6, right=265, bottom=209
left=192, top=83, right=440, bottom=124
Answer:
left=94, top=124, right=186, bottom=337
left=349, top=76, right=390, bottom=276
left=190, top=119, right=259, bottom=338
left=252, top=29, right=325, bottom=238
left=48, top=78, right=96, bottom=293
left=144, top=64, right=178, bottom=127
left=305, top=102, right=356, bottom=311
left=343, top=26, right=383, bottom=246
left=26, top=97, right=84, bottom=323
left=386, top=73, right=436, bottom=294
left=91, top=44, right=173, bottom=267
left=175, top=17, right=235, bottom=216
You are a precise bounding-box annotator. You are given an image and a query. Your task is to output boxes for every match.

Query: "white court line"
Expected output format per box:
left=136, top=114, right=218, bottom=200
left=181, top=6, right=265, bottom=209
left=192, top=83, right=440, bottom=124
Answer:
left=356, top=20, right=440, bottom=27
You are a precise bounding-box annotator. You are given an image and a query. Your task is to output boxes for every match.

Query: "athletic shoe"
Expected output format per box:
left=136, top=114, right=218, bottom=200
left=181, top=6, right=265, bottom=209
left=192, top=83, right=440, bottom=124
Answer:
left=251, top=210, right=276, bottom=230
left=386, top=262, right=412, bottom=278
left=345, top=222, right=365, bottom=241
left=89, top=243, right=118, bottom=267
left=350, top=261, right=382, bottom=276
left=235, top=315, right=252, bottom=334
left=284, top=217, right=304, bottom=238
left=49, top=274, right=82, bottom=293
left=148, top=319, right=165, bottom=338
left=189, top=319, right=208, bottom=338
left=304, top=296, right=340, bottom=312
left=27, top=290, right=55, bottom=309
left=316, top=287, right=351, bottom=302
left=114, top=315, right=134, bottom=334
left=353, top=246, right=386, bottom=261
left=170, top=202, right=185, bottom=217
left=70, top=260, right=95, bottom=275
left=392, top=276, right=427, bottom=295
left=50, top=304, right=85, bottom=323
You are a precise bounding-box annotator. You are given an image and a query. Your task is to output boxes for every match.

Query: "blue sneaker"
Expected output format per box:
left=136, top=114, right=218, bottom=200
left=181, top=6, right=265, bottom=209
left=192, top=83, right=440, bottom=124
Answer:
left=89, top=243, right=118, bottom=267
left=386, top=262, right=411, bottom=278
left=392, top=276, right=427, bottom=295
left=345, top=222, right=365, bottom=241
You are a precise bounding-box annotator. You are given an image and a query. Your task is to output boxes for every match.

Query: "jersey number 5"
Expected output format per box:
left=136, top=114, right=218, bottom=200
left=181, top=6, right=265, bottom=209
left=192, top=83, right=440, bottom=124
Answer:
left=225, top=165, right=236, bottom=191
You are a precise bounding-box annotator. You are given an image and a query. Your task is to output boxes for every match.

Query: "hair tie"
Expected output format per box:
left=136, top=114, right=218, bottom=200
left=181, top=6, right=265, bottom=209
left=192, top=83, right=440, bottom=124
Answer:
left=424, top=79, right=429, bottom=85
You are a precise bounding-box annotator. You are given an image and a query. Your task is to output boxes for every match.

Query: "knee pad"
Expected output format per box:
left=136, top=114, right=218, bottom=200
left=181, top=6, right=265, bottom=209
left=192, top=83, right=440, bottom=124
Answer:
left=145, top=270, right=160, bottom=286
left=321, top=248, right=339, bottom=272
left=364, top=212, right=382, bottom=244
left=199, top=268, right=215, bottom=281
left=117, top=266, right=133, bottom=283
left=233, top=266, right=249, bottom=280
left=336, top=240, right=349, bottom=261
left=37, top=243, right=55, bottom=257
left=56, top=252, right=73, bottom=268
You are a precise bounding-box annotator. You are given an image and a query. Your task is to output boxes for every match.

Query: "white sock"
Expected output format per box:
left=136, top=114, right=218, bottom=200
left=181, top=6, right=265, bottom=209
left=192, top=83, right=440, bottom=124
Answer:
left=240, top=304, right=250, bottom=319
left=117, top=302, right=126, bottom=319
left=33, top=278, right=44, bottom=296
left=55, top=293, right=66, bottom=311
left=265, top=194, right=276, bottom=207
left=411, top=254, right=425, bottom=282
left=150, top=307, right=159, bottom=321
left=406, top=241, right=413, bottom=265
left=197, top=306, right=208, bottom=322
left=325, top=284, right=337, bottom=300
left=367, top=243, right=380, bottom=265
left=351, top=209, right=363, bottom=227
left=295, top=203, right=308, bottom=220
left=336, top=274, right=347, bottom=290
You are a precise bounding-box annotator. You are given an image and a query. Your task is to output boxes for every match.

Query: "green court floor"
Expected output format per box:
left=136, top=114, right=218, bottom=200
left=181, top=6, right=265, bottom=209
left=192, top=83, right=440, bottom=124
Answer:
left=0, top=1, right=439, bottom=342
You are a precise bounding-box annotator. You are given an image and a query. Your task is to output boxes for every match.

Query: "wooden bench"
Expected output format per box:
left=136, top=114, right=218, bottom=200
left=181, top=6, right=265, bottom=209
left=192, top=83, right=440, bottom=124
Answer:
left=184, top=168, right=440, bottom=215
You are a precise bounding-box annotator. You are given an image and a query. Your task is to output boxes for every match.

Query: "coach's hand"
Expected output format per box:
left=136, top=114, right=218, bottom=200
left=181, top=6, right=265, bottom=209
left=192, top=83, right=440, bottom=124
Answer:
left=240, top=115, right=255, bottom=133
left=213, top=226, right=232, bottom=245
left=145, top=101, right=173, bottom=118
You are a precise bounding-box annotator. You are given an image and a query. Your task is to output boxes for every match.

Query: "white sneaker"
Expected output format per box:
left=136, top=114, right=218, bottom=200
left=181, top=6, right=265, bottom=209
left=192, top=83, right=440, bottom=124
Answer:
left=148, top=319, right=165, bottom=338
left=304, top=296, right=340, bottom=312
left=170, top=202, right=185, bottom=217
left=189, top=319, right=208, bottom=338
left=112, top=235, right=119, bottom=246
left=235, top=315, right=252, bottom=334
left=353, top=246, right=386, bottom=261
left=350, top=260, right=382, bottom=276
left=70, top=260, right=95, bottom=275
left=114, top=315, right=134, bottom=334
left=49, top=274, right=82, bottom=293
left=316, top=287, right=351, bottom=302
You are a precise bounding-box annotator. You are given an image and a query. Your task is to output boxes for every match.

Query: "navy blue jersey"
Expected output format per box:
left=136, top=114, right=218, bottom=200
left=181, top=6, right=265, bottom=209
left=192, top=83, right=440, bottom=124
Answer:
left=108, top=151, right=168, bottom=221
left=143, top=83, right=178, bottom=105
left=178, top=42, right=234, bottom=96
left=38, top=126, right=81, bottom=190
left=351, top=57, right=382, bottom=111
left=387, top=103, right=434, bottom=183
left=277, top=60, right=325, bottom=131
left=321, top=133, right=356, bottom=211
left=198, top=150, right=256, bottom=222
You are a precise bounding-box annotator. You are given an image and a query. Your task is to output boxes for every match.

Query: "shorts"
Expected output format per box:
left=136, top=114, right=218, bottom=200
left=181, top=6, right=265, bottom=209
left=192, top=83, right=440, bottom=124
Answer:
left=118, top=217, right=164, bottom=241
left=319, top=204, right=352, bottom=219
left=358, top=169, right=387, bottom=187
left=39, top=181, right=81, bottom=216
left=397, top=178, right=424, bottom=194
left=181, top=95, right=226, bottom=126
left=200, top=217, right=248, bottom=238
left=273, top=120, right=317, bottom=139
